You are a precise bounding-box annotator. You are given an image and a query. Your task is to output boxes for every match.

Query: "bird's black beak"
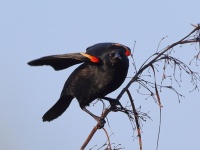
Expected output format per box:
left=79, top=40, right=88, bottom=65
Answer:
left=110, top=51, right=122, bottom=66
left=113, top=51, right=122, bottom=61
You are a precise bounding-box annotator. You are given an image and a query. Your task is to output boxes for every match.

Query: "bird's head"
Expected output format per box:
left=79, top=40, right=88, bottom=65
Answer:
left=104, top=43, right=131, bottom=67
left=85, top=42, right=131, bottom=67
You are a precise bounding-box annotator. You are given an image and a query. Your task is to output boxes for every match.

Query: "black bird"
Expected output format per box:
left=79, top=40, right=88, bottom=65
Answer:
left=28, top=43, right=130, bottom=127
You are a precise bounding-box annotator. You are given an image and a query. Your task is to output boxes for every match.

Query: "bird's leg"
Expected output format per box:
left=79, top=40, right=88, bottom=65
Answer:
left=102, top=97, right=123, bottom=109
left=82, top=107, right=106, bottom=129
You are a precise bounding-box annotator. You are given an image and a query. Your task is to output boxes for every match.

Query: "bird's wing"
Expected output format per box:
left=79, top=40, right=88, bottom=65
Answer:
left=27, top=52, right=100, bottom=71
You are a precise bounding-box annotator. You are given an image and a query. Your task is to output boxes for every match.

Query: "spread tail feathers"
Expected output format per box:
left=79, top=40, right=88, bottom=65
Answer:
left=42, top=95, right=73, bottom=122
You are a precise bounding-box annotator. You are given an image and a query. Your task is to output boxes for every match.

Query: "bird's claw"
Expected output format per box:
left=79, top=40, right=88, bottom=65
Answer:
left=97, top=117, right=106, bottom=129
left=109, top=100, right=124, bottom=112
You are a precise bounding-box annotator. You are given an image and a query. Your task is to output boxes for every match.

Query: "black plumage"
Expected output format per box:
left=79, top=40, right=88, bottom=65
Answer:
left=28, top=42, right=130, bottom=127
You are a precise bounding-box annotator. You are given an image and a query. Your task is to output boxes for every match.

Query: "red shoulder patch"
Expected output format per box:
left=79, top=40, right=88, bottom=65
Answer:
left=80, top=53, right=100, bottom=63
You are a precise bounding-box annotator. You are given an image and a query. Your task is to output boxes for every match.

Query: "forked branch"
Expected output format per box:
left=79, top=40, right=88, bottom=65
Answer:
left=81, top=24, right=200, bottom=150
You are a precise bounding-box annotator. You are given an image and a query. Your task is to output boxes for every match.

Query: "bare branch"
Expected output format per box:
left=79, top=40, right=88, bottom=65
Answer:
left=80, top=25, right=200, bottom=150
left=126, top=89, right=142, bottom=150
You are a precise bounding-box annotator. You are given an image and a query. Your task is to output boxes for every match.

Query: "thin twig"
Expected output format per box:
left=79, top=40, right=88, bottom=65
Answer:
left=102, top=128, right=112, bottom=149
left=126, top=89, right=142, bottom=150
left=156, top=109, right=162, bottom=150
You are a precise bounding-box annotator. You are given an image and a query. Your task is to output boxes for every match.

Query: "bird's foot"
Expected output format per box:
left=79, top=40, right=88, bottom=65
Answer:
left=81, top=107, right=106, bottom=129
left=95, top=117, right=106, bottom=129
left=102, top=97, right=123, bottom=109
left=109, top=99, right=124, bottom=111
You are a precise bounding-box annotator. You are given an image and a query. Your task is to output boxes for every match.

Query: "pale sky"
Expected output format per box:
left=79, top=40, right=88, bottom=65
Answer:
left=1, top=1, right=200, bottom=150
